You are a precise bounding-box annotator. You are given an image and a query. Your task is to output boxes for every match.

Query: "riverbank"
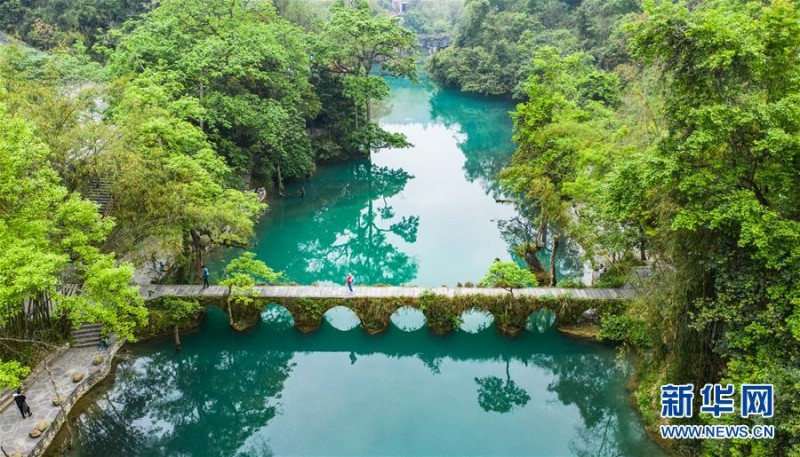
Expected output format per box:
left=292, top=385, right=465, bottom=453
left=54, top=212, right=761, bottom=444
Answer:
left=0, top=340, right=121, bottom=457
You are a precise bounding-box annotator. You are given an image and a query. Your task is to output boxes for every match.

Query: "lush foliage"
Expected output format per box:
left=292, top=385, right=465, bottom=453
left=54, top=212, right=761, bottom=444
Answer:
left=220, top=253, right=284, bottom=327
left=501, top=0, right=800, bottom=453
left=478, top=260, right=537, bottom=294
left=0, top=99, right=147, bottom=387
left=0, top=0, right=152, bottom=50
left=427, top=0, right=637, bottom=97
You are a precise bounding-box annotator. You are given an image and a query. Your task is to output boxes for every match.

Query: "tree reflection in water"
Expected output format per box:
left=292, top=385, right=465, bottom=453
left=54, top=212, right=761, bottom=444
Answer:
left=475, top=357, right=531, bottom=413
left=247, top=160, right=420, bottom=285
left=61, top=311, right=661, bottom=456
left=428, top=86, right=516, bottom=198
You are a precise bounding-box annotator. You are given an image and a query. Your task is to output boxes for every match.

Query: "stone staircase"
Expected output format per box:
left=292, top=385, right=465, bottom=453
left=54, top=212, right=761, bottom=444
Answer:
left=71, top=323, right=103, bottom=348
left=84, top=179, right=113, bottom=216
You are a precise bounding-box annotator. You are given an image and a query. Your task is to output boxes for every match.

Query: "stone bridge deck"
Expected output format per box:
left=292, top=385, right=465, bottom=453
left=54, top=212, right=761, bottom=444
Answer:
left=140, top=285, right=633, bottom=300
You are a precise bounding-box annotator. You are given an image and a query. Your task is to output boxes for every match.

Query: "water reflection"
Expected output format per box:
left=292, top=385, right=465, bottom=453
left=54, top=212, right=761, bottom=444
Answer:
left=390, top=306, right=426, bottom=332
left=58, top=309, right=663, bottom=457
left=475, top=357, right=531, bottom=413
left=323, top=306, right=361, bottom=331
left=458, top=309, right=495, bottom=333
left=241, top=160, right=420, bottom=286
left=428, top=85, right=516, bottom=198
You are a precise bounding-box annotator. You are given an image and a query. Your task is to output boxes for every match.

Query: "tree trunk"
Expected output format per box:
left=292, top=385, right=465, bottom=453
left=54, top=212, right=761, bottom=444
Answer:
left=639, top=225, right=647, bottom=262
left=190, top=229, right=203, bottom=283
left=549, top=235, right=560, bottom=287
left=173, top=324, right=181, bottom=351
left=536, top=216, right=548, bottom=249
left=276, top=164, right=285, bottom=197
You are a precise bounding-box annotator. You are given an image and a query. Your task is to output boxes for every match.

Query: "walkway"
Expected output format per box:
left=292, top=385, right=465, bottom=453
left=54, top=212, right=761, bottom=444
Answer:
left=140, top=285, right=633, bottom=300
left=0, top=341, right=119, bottom=457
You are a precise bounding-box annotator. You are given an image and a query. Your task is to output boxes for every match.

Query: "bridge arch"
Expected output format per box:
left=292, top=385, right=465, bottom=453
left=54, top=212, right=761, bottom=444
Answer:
left=458, top=308, right=495, bottom=333
left=526, top=308, right=556, bottom=333
left=390, top=306, right=425, bottom=332
left=260, top=304, right=294, bottom=331
left=323, top=306, right=361, bottom=331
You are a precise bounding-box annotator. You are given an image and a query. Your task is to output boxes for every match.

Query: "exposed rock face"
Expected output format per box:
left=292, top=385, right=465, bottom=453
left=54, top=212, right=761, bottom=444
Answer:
left=579, top=308, right=599, bottom=324
left=72, top=372, right=85, bottom=382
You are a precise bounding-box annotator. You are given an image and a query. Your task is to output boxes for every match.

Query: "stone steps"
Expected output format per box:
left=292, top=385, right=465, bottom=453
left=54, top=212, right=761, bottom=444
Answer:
left=71, top=324, right=103, bottom=348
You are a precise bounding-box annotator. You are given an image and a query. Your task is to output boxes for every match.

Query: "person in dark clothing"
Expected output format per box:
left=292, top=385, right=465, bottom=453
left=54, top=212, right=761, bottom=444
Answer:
left=202, top=265, right=210, bottom=288
left=13, top=388, right=32, bottom=419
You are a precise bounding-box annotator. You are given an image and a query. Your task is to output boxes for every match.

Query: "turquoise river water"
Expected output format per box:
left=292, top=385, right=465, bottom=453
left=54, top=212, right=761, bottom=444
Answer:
left=52, top=76, right=664, bottom=456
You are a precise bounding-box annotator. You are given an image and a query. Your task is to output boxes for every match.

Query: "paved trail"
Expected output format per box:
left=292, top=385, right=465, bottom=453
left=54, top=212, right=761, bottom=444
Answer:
left=0, top=341, right=118, bottom=457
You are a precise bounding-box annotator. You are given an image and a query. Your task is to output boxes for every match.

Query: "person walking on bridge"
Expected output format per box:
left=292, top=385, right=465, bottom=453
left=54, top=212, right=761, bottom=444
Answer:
left=13, top=388, right=32, bottom=419
left=202, top=265, right=210, bottom=289
left=346, top=273, right=355, bottom=294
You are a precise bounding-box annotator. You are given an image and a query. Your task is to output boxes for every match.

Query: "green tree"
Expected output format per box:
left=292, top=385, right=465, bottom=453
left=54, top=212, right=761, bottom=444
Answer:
left=153, top=298, right=203, bottom=351
left=619, top=1, right=800, bottom=453
left=98, top=71, right=266, bottom=282
left=502, top=47, right=621, bottom=285
left=220, top=253, right=283, bottom=327
left=479, top=260, right=537, bottom=297
left=106, top=0, right=320, bottom=191
left=318, top=0, right=418, bottom=156
left=0, top=100, right=146, bottom=387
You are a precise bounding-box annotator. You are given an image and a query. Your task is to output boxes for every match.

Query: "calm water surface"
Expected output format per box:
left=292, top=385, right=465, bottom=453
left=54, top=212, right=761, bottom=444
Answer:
left=58, top=307, right=664, bottom=456
left=55, top=77, right=663, bottom=456
left=211, top=76, right=581, bottom=286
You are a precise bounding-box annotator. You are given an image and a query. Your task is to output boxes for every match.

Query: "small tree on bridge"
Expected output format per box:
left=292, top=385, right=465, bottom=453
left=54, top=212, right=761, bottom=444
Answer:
left=479, top=260, right=537, bottom=298
left=220, top=253, right=283, bottom=327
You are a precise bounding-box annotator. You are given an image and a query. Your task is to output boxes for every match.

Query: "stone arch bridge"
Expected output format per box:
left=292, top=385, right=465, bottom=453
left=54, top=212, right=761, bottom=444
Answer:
left=141, top=285, right=634, bottom=336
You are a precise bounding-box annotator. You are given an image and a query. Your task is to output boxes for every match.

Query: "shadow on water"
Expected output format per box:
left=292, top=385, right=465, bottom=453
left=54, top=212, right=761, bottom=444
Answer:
left=55, top=307, right=664, bottom=457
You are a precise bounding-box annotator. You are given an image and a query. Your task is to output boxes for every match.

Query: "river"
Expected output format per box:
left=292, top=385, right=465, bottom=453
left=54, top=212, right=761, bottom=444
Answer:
left=209, top=75, right=582, bottom=287
left=51, top=75, right=664, bottom=456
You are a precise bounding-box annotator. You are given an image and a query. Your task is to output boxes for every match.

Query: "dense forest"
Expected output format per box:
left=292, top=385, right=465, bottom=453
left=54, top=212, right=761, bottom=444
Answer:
left=1, top=0, right=799, bottom=455
left=0, top=0, right=416, bottom=387
left=435, top=0, right=800, bottom=455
